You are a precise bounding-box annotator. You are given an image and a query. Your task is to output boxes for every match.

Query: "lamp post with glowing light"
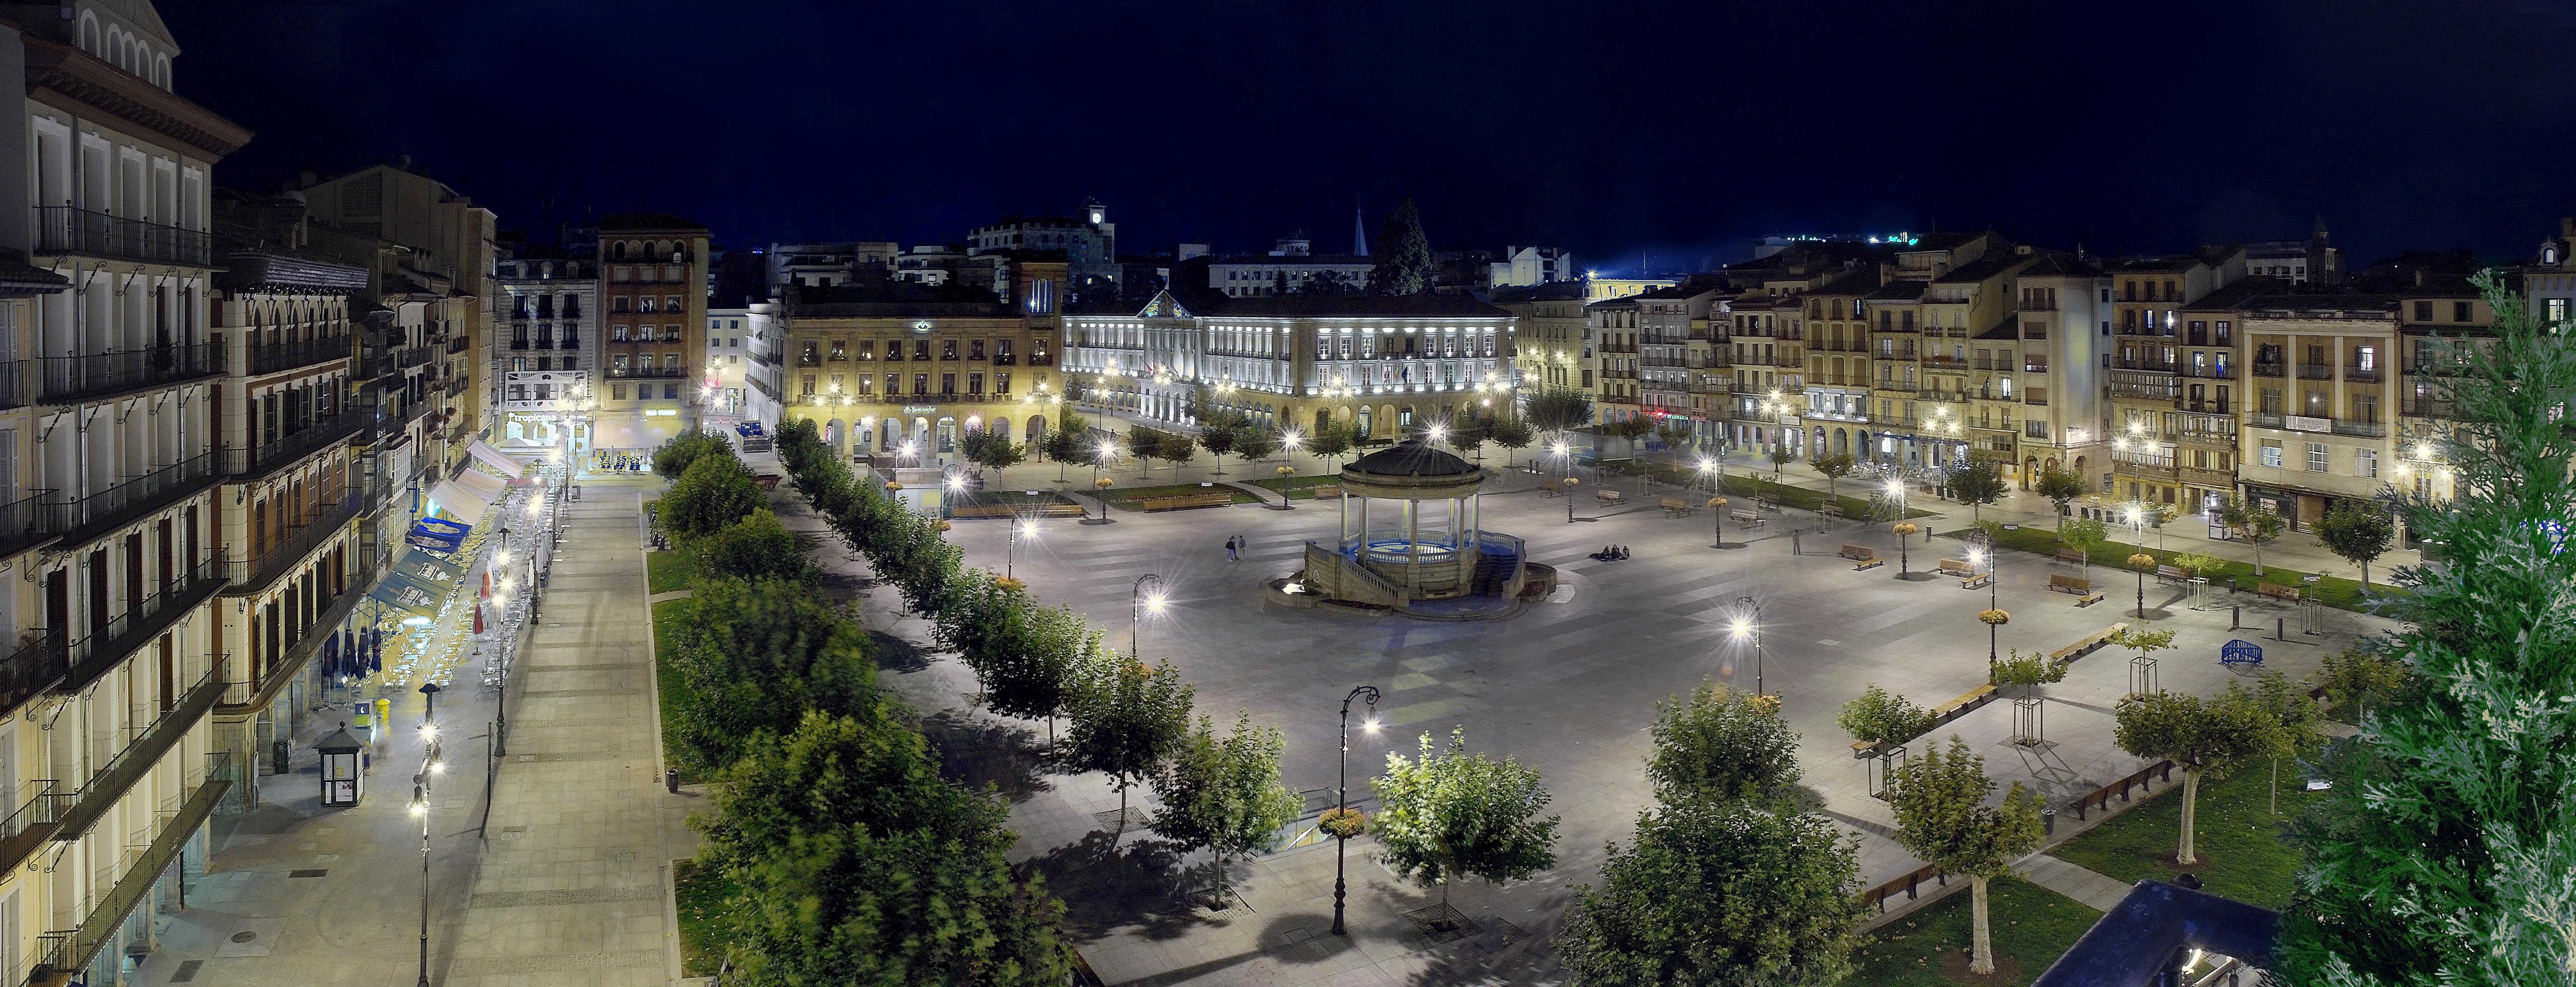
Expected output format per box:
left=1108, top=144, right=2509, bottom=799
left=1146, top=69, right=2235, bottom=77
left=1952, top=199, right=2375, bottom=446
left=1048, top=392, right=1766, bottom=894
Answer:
left=2122, top=505, right=2152, bottom=617
left=1972, top=544, right=2000, bottom=677
left=1088, top=440, right=1119, bottom=523
left=1553, top=438, right=1576, bottom=523
left=1281, top=429, right=1302, bottom=473
left=412, top=720, right=443, bottom=987
left=1129, top=574, right=1167, bottom=657
left=1329, top=684, right=1382, bottom=937
left=1698, top=456, right=1727, bottom=548
left=1007, top=519, right=1036, bottom=579
left=1731, top=598, right=1764, bottom=697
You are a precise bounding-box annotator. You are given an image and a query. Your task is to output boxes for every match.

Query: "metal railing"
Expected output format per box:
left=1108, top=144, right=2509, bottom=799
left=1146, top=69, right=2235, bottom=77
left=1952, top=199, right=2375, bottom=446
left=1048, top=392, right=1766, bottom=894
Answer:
left=0, top=491, right=62, bottom=559
left=0, top=633, right=66, bottom=722
left=2343, top=365, right=2381, bottom=382
left=447, top=335, right=470, bottom=355
left=43, top=451, right=222, bottom=546
left=611, top=367, right=687, bottom=379
left=39, top=343, right=224, bottom=404
left=222, top=409, right=373, bottom=480
left=223, top=494, right=360, bottom=593
left=2297, top=363, right=2333, bottom=380
left=0, top=774, right=70, bottom=878
left=2403, top=398, right=2455, bottom=418
left=2332, top=419, right=2386, bottom=438
left=247, top=335, right=352, bottom=376
left=32, top=206, right=212, bottom=266
left=398, top=346, right=433, bottom=369
left=34, top=750, right=231, bottom=985
left=2253, top=362, right=2286, bottom=377
left=59, top=554, right=226, bottom=696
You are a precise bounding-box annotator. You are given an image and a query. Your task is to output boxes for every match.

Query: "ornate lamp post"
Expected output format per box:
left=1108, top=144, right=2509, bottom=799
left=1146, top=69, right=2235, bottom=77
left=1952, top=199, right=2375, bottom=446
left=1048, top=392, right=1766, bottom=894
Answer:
left=412, top=721, right=443, bottom=987
left=1007, top=519, right=1035, bottom=579
left=1327, top=685, right=1382, bottom=937
left=1973, top=544, right=2005, bottom=680
left=1129, top=573, right=1167, bottom=657
left=1730, top=597, right=1765, bottom=697
left=1698, top=456, right=1726, bottom=548
left=1553, top=439, right=1577, bottom=523
left=1087, top=440, right=1119, bottom=523
left=2124, top=505, right=2151, bottom=617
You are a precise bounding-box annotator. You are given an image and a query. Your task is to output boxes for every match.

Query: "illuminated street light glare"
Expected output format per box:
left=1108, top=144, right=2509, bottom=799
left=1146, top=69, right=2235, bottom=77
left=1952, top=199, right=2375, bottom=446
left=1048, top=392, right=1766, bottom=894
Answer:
left=1731, top=617, right=1752, bottom=638
left=1146, top=594, right=1169, bottom=613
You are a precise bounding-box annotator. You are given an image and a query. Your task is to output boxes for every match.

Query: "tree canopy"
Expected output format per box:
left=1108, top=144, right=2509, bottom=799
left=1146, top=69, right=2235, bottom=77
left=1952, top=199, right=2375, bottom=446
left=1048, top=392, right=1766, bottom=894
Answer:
left=1556, top=798, right=1867, bottom=987
left=1365, top=198, right=1432, bottom=296
left=1372, top=728, right=1560, bottom=906
left=1646, top=681, right=1800, bottom=803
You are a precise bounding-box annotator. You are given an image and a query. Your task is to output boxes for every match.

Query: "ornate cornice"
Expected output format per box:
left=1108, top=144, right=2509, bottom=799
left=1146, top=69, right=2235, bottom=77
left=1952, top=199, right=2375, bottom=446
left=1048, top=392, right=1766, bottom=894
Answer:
left=21, top=35, right=251, bottom=161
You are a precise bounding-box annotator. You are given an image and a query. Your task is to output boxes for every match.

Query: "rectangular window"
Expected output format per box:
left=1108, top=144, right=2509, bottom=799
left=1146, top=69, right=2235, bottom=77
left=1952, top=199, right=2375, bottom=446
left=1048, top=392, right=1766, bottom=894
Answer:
left=914, top=374, right=929, bottom=394
left=2356, top=449, right=2378, bottom=478
left=995, top=372, right=1010, bottom=394
left=2454, top=301, right=2473, bottom=322
left=2307, top=443, right=2330, bottom=472
left=2413, top=301, right=2433, bottom=321
left=612, top=384, right=626, bottom=401
left=2549, top=299, right=2569, bottom=322
left=968, top=373, right=984, bottom=394
left=940, top=373, right=956, bottom=394
left=2260, top=441, right=2283, bottom=468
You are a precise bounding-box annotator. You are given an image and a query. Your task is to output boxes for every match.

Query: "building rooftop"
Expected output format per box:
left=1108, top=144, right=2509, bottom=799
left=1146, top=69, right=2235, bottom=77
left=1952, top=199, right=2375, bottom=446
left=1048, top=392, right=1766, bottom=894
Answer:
left=1486, top=281, right=1589, bottom=304
left=599, top=212, right=707, bottom=233
left=1212, top=294, right=1510, bottom=318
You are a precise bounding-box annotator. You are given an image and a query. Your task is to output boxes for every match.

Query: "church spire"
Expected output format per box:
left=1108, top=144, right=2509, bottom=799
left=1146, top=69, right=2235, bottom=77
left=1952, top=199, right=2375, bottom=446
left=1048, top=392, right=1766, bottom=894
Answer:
left=1354, top=198, right=1368, bottom=257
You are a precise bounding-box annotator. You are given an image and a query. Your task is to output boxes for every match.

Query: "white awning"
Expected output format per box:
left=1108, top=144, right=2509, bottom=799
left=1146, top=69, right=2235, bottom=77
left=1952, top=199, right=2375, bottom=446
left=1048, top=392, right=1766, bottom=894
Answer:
left=466, top=440, right=526, bottom=479
left=427, top=469, right=510, bottom=527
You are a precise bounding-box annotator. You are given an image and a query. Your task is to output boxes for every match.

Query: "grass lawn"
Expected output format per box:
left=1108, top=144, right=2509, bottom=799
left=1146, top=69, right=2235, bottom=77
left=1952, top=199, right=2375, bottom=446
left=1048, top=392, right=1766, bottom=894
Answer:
left=1942, top=523, right=2404, bottom=614
left=651, top=598, right=703, bottom=785
left=1250, top=474, right=1347, bottom=499
left=2050, top=756, right=2321, bottom=910
left=1098, top=481, right=1260, bottom=506
left=672, top=858, right=736, bottom=977
left=645, top=547, right=700, bottom=594
left=1850, top=875, right=2102, bottom=986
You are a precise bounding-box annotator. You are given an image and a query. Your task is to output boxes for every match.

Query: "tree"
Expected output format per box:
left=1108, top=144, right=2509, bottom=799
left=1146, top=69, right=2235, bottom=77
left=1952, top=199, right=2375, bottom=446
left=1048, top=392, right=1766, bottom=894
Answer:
left=1039, top=413, right=1087, bottom=482
left=2249, top=670, right=2327, bottom=815
left=2315, top=646, right=2410, bottom=725
left=694, top=710, right=1068, bottom=987
left=1125, top=425, right=1163, bottom=474
left=1365, top=198, right=1433, bottom=296
left=1490, top=416, right=1534, bottom=467
left=662, top=451, right=766, bottom=539
left=2112, top=681, right=2285, bottom=865
left=1198, top=425, right=1238, bottom=474
left=1148, top=712, right=1303, bottom=899
left=2106, top=623, right=2178, bottom=672
left=2217, top=496, right=2287, bottom=575
left=979, top=603, right=1100, bottom=747
left=1308, top=421, right=1354, bottom=467
left=1948, top=452, right=2010, bottom=523
left=2316, top=501, right=2396, bottom=587
left=1836, top=684, right=1933, bottom=746
left=1556, top=798, right=1867, bottom=987
left=1372, top=728, right=1560, bottom=910
left=1809, top=452, right=1856, bottom=499
left=1769, top=445, right=1796, bottom=477
left=696, top=508, right=816, bottom=583
left=2060, top=517, right=2108, bottom=579
left=1450, top=425, right=1487, bottom=465
left=1886, top=737, right=2046, bottom=977
left=1233, top=428, right=1278, bottom=466
left=1062, top=655, right=1194, bottom=827
left=1991, top=649, right=2068, bottom=697
left=1157, top=430, right=1198, bottom=481
left=2279, top=274, right=2576, bottom=985
left=653, top=429, right=734, bottom=479
left=958, top=427, right=1026, bottom=474
left=663, top=576, right=879, bottom=775
left=1646, top=681, right=1800, bottom=803
left=1298, top=269, right=1360, bottom=295
left=1523, top=388, right=1595, bottom=434
left=2033, top=465, right=2089, bottom=532
left=1271, top=270, right=1290, bottom=297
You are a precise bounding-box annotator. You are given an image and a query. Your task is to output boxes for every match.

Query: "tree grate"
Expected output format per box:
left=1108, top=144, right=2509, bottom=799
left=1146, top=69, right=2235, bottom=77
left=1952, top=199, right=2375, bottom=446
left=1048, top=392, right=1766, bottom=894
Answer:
left=170, top=959, right=204, bottom=982
left=1091, top=807, right=1143, bottom=831
left=1401, top=903, right=1478, bottom=944
left=288, top=869, right=328, bottom=878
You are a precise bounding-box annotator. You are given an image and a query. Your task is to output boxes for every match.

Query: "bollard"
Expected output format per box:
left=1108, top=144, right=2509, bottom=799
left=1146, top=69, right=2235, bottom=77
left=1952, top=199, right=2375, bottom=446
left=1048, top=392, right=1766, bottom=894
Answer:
left=665, top=767, right=680, bottom=794
left=2278, top=616, right=2286, bottom=642
left=2232, top=605, right=2240, bottom=630
left=2043, top=807, right=2056, bottom=836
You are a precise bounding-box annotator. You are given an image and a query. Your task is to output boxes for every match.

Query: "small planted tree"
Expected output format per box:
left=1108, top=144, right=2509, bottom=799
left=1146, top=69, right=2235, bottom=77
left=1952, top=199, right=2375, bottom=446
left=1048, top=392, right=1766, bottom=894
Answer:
left=1232, top=428, right=1277, bottom=467
left=1769, top=444, right=1796, bottom=477
left=2060, top=517, right=2108, bottom=579
left=2315, top=502, right=2396, bottom=587
left=981, top=603, right=1103, bottom=747
left=1372, top=728, right=1560, bottom=912
left=1992, top=649, right=2068, bottom=744
left=2218, top=495, right=2288, bottom=575
left=1490, top=416, right=1534, bottom=467
left=662, top=451, right=766, bottom=539
left=1039, top=413, right=1087, bottom=481
left=1556, top=798, right=1867, bottom=986
left=1062, top=654, right=1194, bottom=829
left=1887, top=737, right=2046, bottom=976
left=1646, top=681, right=1800, bottom=803
left=1810, top=452, right=1856, bottom=499
left=2315, top=646, right=2410, bottom=725
left=958, top=427, right=1026, bottom=474
left=1523, top=388, right=1594, bottom=435
left=1149, top=712, right=1303, bottom=899
left=1836, top=684, right=1933, bottom=747
left=2112, top=681, right=2286, bottom=865
left=1308, top=422, right=1354, bottom=467
left=652, top=429, right=734, bottom=479
left=1158, top=431, right=1198, bottom=481
left=1198, top=425, right=1238, bottom=474
left=2033, top=465, right=2088, bottom=532
left=1949, top=452, right=2011, bottom=523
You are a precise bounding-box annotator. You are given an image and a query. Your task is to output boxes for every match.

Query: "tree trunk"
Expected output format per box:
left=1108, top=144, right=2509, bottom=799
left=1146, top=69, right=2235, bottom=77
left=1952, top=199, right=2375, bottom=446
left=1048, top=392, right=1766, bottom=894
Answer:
left=2178, top=769, right=2201, bottom=865
left=1118, top=784, right=1130, bottom=834
left=2360, top=561, right=2370, bottom=588
left=2252, top=543, right=2265, bottom=576
left=1970, top=874, right=1996, bottom=975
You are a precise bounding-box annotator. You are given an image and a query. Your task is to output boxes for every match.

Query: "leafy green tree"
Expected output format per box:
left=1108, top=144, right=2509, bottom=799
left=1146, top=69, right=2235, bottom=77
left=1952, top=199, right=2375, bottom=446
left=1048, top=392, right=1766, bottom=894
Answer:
left=1062, top=655, right=1194, bottom=827
left=1372, top=728, right=1560, bottom=908
left=694, top=710, right=1067, bottom=987
left=1524, top=388, right=1595, bottom=434
left=2217, top=495, right=2287, bottom=575
left=1308, top=422, right=1354, bottom=466
left=1991, top=649, right=2068, bottom=697
left=1948, top=452, right=2011, bottom=523
left=1836, top=683, right=1933, bottom=746
left=2315, top=646, right=2410, bottom=724
left=2033, top=465, right=2089, bottom=531
left=2060, top=517, right=2108, bottom=579
left=1646, top=681, right=1799, bottom=803
left=1888, top=737, right=2046, bottom=977
left=979, top=604, right=1103, bottom=747
left=2250, top=670, right=2328, bottom=815
left=1809, top=452, right=1856, bottom=499
left=1198, top=425, right=1237, bottom=474
left=2112, top=681, right=2287, bottom=865
left=1768, top=445, right=1796, bottom=477
left=1490, top=416, right=1535, bottom=467
left=1039, top=415, right=1087, bottom=481
left=1149, top=712, right=1303, bottom=898
left=2279, top=273, right=2576, bottom=986
left=1157, top=430, right=1197, bottom=481
left=653, top=429, right=734, bottom=478
left=1232, top=427, right=1278, bottom=465
left=1125, top=425, right=1163, bottom=475
left=696, top=508, right=815, bottom=583
left=958, top=427, right=1026, bottom=474
left=1365, top=198, right=1433, bottom=296
left=665, top=575, right=878, bottom=775
left=1450, top=424, right=1487, bottom=464
left=2316, top=502, right=2396, bottom=587
left=662, top=451, right=766, bottom=539
left=1556, top=798, right=1867, bottom=987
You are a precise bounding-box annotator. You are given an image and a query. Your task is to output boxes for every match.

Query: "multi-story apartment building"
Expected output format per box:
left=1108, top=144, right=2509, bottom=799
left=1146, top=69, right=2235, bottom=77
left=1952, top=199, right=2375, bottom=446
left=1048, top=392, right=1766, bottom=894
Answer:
left=2233, top=293, right=2402, bottom=529
left=2002, top=253, right=2109, bottom=488
left=1632, top=283, right=1726, bottom=447
left=970, top=200, right=1117, bottom=300
left=765, top=241, right=897, bottom=292
left=1585, top=296, right=1642, bottom=425
left=1802, top=267, right=1884, bottom=458
left=1206, top=235, right=1373, bottom=299
left=2526, top=216, right=2576, bottom=327
left=1720, top=290, right=1805, bottom=454
left=493, top=249, right=594, bottom=451
left=1487, top=281, right=1586, bottom=392
left=2102, top=251, right=2244, bottom=509
left=596, top=215, right=711, bottom=451
left=2394, top=276, right=2489, bottom=507
left=707, top=301, right=783, bottom=433
left=783, top=282, right=1063, bottom=462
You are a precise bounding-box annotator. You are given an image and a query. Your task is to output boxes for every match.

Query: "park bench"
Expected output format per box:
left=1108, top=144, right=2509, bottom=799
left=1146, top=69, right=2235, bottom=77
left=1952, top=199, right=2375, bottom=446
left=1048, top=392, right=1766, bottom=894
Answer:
left=1929, top=683, right=1999, bottom=721
left=2256, top=582, right=2303, bottom=602
left=2055, top=547, right=2088, bottom=566
left=1539, top=479, right=1563, bottom=496
left=1936, top=557, right=1977, bottom=578
left=2046, top=623, right=2128, bottom=665
left=1839, top=544, right=1883, bottom=571
left=1757, top=494, right=1782, bottom=511
left=1818, top=503, right=1846, bottom=520
left=1730, top=509, right=1765, bottom=528
left=2047, top=574, right=2092, bottom=596
left=1596, top=489, right=1625, bottom=505
left=2155, top=564, right=2190, bottom=585
left=1658, top=497, right=1696, bottom=517
left=1307, top=484, right=1343, bottom=500
left=1134, top=491, right=1235, bottom=512
left=2077, top=591, right=2107, bottom=606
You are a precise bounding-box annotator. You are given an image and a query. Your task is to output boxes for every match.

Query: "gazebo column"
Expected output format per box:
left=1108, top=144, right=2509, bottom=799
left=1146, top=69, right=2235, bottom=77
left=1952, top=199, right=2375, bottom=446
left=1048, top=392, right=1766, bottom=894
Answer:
left=1405, top=499, right=1419, bottom=593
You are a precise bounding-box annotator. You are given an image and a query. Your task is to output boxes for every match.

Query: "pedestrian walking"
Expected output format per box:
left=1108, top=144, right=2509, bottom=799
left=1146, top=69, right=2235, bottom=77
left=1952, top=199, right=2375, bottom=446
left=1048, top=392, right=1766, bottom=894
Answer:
left=1235, top=533, right=1247, bottom=561
left=1226, top=536, right=1240, bottom=562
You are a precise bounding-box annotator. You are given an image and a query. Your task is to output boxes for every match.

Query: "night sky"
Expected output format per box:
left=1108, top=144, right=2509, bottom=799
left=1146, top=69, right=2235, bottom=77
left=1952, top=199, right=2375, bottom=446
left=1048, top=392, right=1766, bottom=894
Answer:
left=162, top=0, right=2576, bottom=272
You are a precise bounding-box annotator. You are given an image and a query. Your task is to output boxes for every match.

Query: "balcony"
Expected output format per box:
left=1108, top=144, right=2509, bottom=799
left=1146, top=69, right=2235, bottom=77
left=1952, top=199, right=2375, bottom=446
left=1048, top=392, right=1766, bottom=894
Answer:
left=32, top=750, right=232, bottom=987
left=32, top=206, right=213, bottom=267
left=2297, top=363, right=2333, bottom=380
left=447, top=335, right=471, bottom=355
left=2403, top=398, right=2455, bottom=418
left=2333, top=419, right=2387, bottom=438
left=44, top=451, right=223, bottom=548
left=2183, top=401, right=2236, bottom=415
left=2023, top=395, right=2049, bottom=406
left=0, top=768, right=71, bottom=879
left=222, top=493, right=360, bottom=594
left=2343, top=365, right=2381, bottom=383
left=397, top=346, right=433, bottom=369
left=2178, top=365, right=2235, bottom=381
left=2254, top=362, right=2286, bottom=378
left=246, top=335, right=351, bottom=377
left=0, top=634, right=66, bottom=725
left=1922, top=356, right=1968, bottom=370
left=509, top=338, right=532, bottom=351
left=39, top=343, right=224, bottom=404
left=0, top=492, right=63, bottom=560
left=222, top=408, right=373, bottom=481
left=2179, top=465, right=2238, bottom=488
left=2116, top=359, right=2179, bottom=373
left=612, top=366, right=687, bottom=379
left=58, top=553, right=227, bottom=695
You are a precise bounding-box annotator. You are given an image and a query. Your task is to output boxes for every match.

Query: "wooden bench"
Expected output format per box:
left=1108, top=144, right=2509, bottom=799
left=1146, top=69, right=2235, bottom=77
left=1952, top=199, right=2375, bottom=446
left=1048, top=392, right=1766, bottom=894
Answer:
left=2047, top=574, right=2092, bottom=595
left=2155, top=564, right=2190, bottom=585
left=1757, top=495, right=1782, bottom=511
left=1658, top=497, right=1696, bottom=517
left=1306, top=484, right=1343, bottom=500
left=2077, top=592, right=2106, bottom=606
left=1930, top=683, right=1999, bottom=720
left=1596, top=489, right=1625, bottom=505
left=1935, top=557, right=1976, bottom=578
left=1730, top=509, right=1766, bottom=528
left=1818, top=503, right=1846, bottom=520
left=2055, top=547, right=2088, bottom=566
left=2047, top=623, right=2128, bottom=665
left=2256, top=582, right=2303, bottom=602
left=1839, top=543, right=1883, bottom=571
left=1134, top=491, right=1235, bottom=512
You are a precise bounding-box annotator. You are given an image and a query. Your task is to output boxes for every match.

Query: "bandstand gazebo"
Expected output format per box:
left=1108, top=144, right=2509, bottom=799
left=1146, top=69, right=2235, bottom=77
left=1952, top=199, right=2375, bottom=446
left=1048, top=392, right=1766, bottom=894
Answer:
left=1299, top=438, right=1528, bottom=610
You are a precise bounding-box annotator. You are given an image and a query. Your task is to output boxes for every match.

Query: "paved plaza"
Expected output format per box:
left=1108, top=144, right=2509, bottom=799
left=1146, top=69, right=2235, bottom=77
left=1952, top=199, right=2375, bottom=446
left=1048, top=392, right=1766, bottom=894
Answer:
left=796, top=442, right=2402, bottom=987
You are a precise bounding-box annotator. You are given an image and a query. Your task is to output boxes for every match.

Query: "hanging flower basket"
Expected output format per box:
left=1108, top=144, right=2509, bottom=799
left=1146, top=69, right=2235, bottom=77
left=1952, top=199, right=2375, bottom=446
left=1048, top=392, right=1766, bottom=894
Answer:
left=1095, top=478, right=1115, bottom=488
left=932, top=520, right=951, bottom=533
left=2128, top=552, right=2157, bottom=569
left=1979, top=608, right=2011, bottom=626
left=1319, top=807, right=1368, bottom=839
left=885, top=481, right=904, bottom=491
left=994, top=576, right=1026, bottom=593
left=1893, top=522, right=1919, bottom=536
left=1564, top=477, right=1581, bottom=486
left=1276, top=465, right=1295, bottom=476
left=1707, top=496, right=1727, bottom=508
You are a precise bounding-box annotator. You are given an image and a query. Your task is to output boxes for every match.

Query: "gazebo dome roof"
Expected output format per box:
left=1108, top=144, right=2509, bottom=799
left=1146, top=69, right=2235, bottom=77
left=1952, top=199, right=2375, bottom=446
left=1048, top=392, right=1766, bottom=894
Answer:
left=1346, top=439, right=1476, bottom=479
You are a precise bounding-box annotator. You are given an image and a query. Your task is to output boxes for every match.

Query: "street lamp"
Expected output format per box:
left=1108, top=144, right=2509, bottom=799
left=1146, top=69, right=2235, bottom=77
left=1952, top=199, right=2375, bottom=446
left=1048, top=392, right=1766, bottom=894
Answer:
left=1698, top=456, right=1726, bottom=548
left=1281, top=429, right=1302, bottom=471
left=1090, top=440, right=1120, bottom=522
left=1973, top=545, right=1999, bottom=675
left=1130, top=573, right=1167, bottom=657
left=1553, top=438, right=1576, bottom=523
left=412, top=721, right=443, bottom=987
left=2123, top=505, right=2151, bottom=617
left=1731, top=596, right=1765, bottom=697
left=1329, top=684, right=1382, bottom=936
left=1007, top=519, right=1036, bottom=579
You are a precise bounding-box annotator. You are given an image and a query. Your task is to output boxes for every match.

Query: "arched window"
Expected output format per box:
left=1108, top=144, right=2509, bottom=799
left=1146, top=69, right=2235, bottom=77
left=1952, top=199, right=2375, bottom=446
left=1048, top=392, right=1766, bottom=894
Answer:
left=613, top=242, right=628, bottom=260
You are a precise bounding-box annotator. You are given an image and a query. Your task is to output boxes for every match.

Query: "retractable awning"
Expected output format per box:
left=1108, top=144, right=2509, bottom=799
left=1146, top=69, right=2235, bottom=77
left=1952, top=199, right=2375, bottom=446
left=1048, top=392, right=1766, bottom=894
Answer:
left=465, top=440, right=527, bottom=479
left=427, top=468, right=510, bottom=526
